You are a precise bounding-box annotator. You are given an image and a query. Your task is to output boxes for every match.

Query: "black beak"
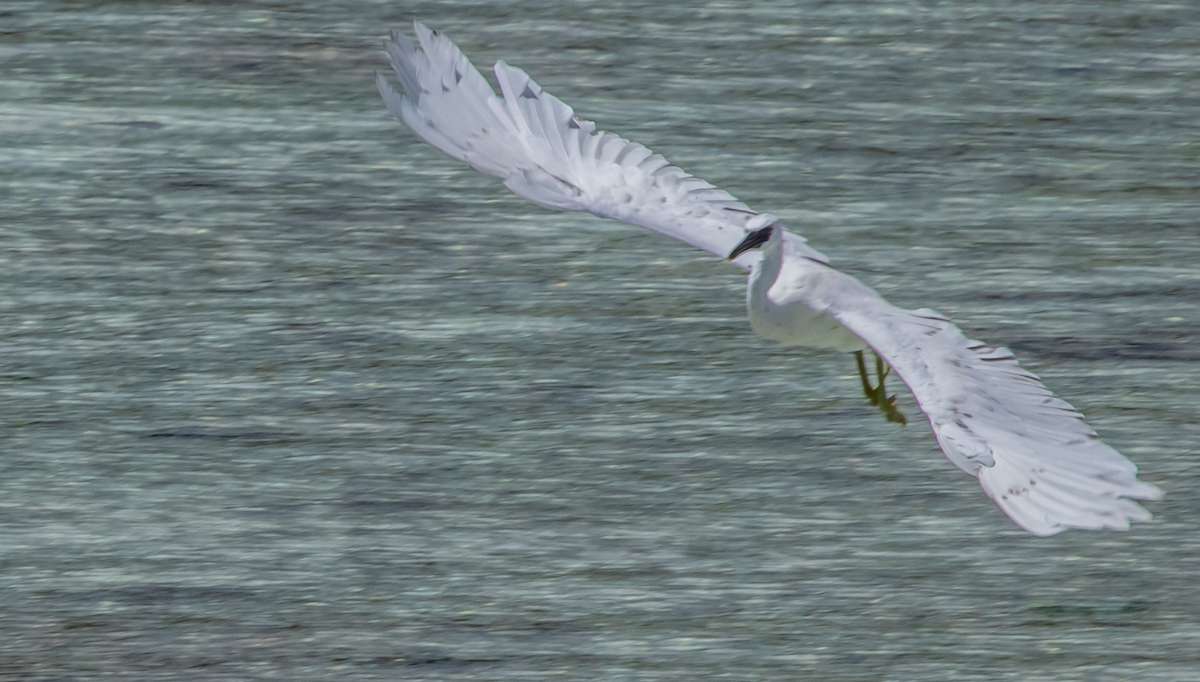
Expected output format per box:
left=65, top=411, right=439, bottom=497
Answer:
left=726, top=225, right=774, bottom=261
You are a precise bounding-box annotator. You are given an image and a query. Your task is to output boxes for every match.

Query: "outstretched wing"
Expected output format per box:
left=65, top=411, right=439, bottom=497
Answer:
left=378, top=22, right=1161, bottom=535
left=767, top=257, right=1161, bottom=535
left=377, top=21, right=829, bottom=266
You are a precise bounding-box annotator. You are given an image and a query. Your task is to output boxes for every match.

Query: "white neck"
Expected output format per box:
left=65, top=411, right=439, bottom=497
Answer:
left=748, top=228, right=785, bottom=298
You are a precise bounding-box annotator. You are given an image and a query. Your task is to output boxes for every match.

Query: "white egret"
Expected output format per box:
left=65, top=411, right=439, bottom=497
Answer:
left=377, top=22, right=1161, bottom=536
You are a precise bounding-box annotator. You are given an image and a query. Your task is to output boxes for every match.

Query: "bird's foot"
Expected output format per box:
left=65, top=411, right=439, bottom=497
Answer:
left=879, top=393, right=907, bottom=425
left=854, top=350, right=907, bottom=426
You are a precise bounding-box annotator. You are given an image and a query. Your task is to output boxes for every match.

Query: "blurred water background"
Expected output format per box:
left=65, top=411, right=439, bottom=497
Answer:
left=2, top=1, right=1198, bottom=679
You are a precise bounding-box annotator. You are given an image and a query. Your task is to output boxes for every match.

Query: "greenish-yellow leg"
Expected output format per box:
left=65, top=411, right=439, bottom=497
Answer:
left=854, top=350, right=907, bottom=426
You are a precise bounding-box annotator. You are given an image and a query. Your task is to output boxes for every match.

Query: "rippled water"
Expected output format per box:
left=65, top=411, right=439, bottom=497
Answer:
left=2, top=1, right=1199, bottom=679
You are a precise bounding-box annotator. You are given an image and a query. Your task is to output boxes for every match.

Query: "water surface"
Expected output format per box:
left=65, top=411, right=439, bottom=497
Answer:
left=2, top=1, right=1198, bottom=679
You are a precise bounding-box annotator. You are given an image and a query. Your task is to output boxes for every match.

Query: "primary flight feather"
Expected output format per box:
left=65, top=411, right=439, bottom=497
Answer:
left=377, top=22, right=1161, bottom=536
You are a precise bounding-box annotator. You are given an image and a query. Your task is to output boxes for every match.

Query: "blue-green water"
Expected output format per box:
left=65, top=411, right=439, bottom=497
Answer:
left=2, top=1, right=1198, bottom=679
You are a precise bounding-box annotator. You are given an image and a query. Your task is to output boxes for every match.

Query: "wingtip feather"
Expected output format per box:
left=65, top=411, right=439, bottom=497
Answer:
left=977, top=449, right=1158, bottom=536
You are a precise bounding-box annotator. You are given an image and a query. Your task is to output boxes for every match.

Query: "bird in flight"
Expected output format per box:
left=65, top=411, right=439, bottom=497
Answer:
left=377, top=22, right=1161, bottom=536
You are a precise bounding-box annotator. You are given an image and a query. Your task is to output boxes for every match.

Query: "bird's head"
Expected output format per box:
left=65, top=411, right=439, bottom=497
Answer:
left=726, top=215, right=780, bottom=261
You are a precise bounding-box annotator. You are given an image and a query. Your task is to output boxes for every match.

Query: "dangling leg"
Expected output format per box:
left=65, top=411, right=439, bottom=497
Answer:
left=854, top=350, right=879, bottom=406
left=874, top=353, right=906, bottom=425
left=853, top=350, right=907, bottom=426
